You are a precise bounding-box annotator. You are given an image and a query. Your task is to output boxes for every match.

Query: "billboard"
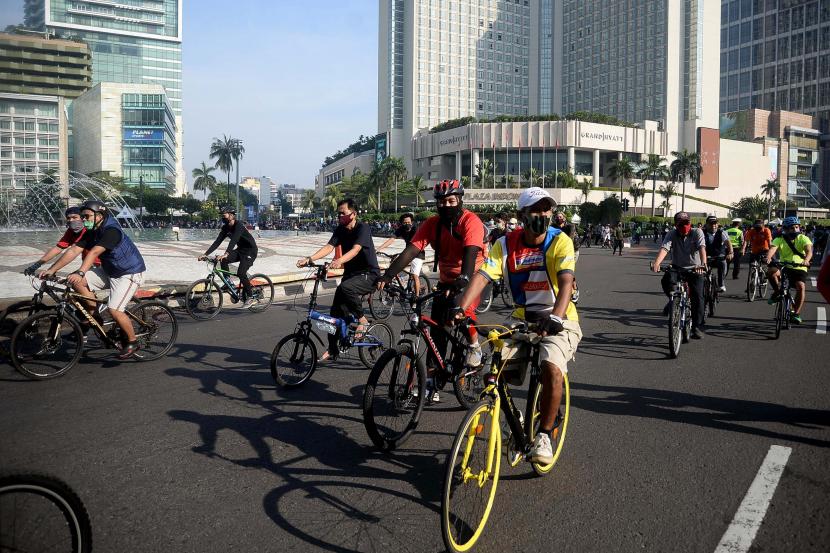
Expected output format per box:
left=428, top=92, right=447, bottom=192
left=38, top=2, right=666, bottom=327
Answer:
left=375, top=133, right=388, bottom=163
left=123, top=129, right=164, bottom=141
left=697, top=127, right=720, bottom=189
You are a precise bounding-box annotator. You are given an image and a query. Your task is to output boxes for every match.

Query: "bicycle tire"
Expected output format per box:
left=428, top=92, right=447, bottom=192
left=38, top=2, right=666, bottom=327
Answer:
left=271, top=332, right=317, bottom=387
left=707, top=275, right=717, bottom=317
left=774, top=298, right=783, bottom=339
left=10, top=311, right=84, bottom=380
left=668, top=296, right=682, bottom=358
left=499, top=280, right=512, bottom=308
left=129, top=301, right=178, bottom=361
left=184, top=278, right=223, bottom=320
left=453, top=363, right=486, bottom=410
left=759, top=275, right=769, bottom=299
left=417, top=274, right=433, bottom=311
left=368, top=287, right=395, bottom=321
left=747, top=269, right=757, bottom=302
left=0, top=473, right=92, bottom=553
left=358, top=322, right=393, bottom=369
left=0, top=301, right=43, bottom=359
left=247, top=274, right=274, bottom=312
left=529, top=373, right=570, bottom=476
left=442, top=399, right=501, bottom=553
left=476, top=281, right=493, bottom=314
left=362, top=344, right=426, bottom=451
left=784, top=295, right=791, bottom=330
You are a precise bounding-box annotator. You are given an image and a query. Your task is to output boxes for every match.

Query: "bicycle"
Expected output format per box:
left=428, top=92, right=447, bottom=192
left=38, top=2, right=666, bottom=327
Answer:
left=770, top=260, right=802, bottom=340
left=659, top=265, right=697, bottom=358
left=0, top=277, right=55, bottom=359
left=9, top=276, right=178, bottom=380
left=440, top=322, right=569, bottom=553
left=270, top=262, right=393, bottom=387
left=184, top=256, right=275, bottom=320
left=745, top=255, right=769, bottom=302
left=369, top=251, right=431, bottom=320
left=0, top=473, right=92, bottom=553
left=362, top=286, right=488, bottom=451
left=476, top=277, right=511, bottom=314
left=703, top=256, right=722, bottom=319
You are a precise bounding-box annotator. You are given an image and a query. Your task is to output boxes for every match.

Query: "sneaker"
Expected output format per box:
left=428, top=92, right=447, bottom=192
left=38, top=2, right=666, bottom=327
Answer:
left=790, top=313, right=803, bottom=324
left=691, top=327, right=704, bottom=340
left=431, top=391, right=440, bottom=403
left=466, top=345, right=482, bottom=367
left=530, top=432, right=554, bottom=464
left=718, top=285, right=727, bottom=293
left=767, top=292, right=781, bottom=305
left=117, top=340, right=141, bottom=360
left=242, top=298, right=257, bottom=309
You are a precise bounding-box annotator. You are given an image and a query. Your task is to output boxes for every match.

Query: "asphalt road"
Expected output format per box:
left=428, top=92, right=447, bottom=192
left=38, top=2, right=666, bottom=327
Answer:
left=2, top=244, right=829, bottom=553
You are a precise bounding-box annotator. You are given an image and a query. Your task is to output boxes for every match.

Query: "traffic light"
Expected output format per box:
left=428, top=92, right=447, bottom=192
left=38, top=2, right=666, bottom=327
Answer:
left=622, top=198, right=630, bottom=212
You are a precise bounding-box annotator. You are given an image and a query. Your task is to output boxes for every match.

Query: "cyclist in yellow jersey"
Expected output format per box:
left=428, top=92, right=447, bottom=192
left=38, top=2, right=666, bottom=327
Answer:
left=766, top=216, right=812, bottom=323
left=453, top=187, right=581, bottom=464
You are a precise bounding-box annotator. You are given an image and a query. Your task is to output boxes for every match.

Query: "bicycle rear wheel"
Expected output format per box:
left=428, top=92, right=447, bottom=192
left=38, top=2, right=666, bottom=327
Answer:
left=247, top=274, right=275, bottom=312
left=417, top=274, right=433, bottom=311
left=369, top=287, right=395, bottom=321
left=453, top=363, right=486, bottom=410
left=0, top=473, right=92, bottom=553
left=707, top=275, right=717, bottom=317
left=357, top=322, right=393, bottom=369
left=476, top=282, right=493, bottom=314
left=442, top=399, right=501, bottom=553
left=184, top=278, right=223, bottom=320
left=129, top=301, right=178, bottom=361
left=500, top=280, right=512, bottom=307
left=362, top=344, right=426, bottom=451
left=0, top=300, right=40, bottom=359
left=10, top=311, right=83, bottom=380
left=668, top=296, right=682, bottom=358
left=271, top=332, right=317, bottom=387
left=529, top=373, right=570, bottom=476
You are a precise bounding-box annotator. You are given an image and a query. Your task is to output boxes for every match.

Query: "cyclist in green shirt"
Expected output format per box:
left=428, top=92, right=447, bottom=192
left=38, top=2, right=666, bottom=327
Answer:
left=766, top=216, right=812, bottom=324
left=725, top=218, right=744, bottom=279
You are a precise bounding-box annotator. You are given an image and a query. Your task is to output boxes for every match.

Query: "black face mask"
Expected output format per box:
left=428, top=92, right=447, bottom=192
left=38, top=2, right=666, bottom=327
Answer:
left=401, top=223, right=413, bottom=233
left=785, top=230, right=799, bottom=239
left=524, top=213, right=552, bottom=234
left=438, top=205, right=462, bottom=225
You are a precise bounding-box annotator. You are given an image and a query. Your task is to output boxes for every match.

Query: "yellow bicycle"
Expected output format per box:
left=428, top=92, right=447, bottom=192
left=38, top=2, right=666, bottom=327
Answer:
left=441, top=323, right=570, bottom=552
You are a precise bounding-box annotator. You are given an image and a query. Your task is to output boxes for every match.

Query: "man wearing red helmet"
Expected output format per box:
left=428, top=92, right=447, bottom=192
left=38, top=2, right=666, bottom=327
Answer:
left=378, top=179, right=486, bottom=368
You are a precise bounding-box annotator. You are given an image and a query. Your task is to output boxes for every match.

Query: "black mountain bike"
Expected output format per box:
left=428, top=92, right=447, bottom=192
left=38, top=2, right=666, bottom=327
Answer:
left=271, top=262, right=393, bottom=387
left=369, top=252, right=431, bottom=320
left=703, top=256, right=722, bottom=319
left=659, top=266, right=697, bottom=358
left=185, top=256, right=274, bottom=320
left=362, top=286, right=488, bottom=451
left=770, top=260, right=801, bottom=339
left=0, top=473, right=92, bottom=553
left=9, top=276, right=178, bottom=380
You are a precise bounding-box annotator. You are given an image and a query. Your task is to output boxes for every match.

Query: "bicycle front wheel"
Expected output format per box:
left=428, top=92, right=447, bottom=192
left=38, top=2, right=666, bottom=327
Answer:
left=746, top=270, right=757, bottom=302
left=369, top=287, right=395, bottom=321
left=0, top=473, right=92, bottom=553
left=442, top=399, right=501, bottom=553
left=476, top=282, right=493, bottom=314
left=707, top=276, right=717, bottom=317
left=499, top=280, right=512, bottom=307
left=668, top=296, right=682, bottom=358
left=358, top=322, right=393, bottom=369
left=129, top=301, right=178, bottom=361
left=185, top=278, right=223, bottom=320
left=271, top=332, right=317, bottom=387
left=453, top=364, right=486, bottom=410
left=10, top=311, right=83, bottom=380
left=529, top=373, right=570, bottom=476
left=247, top=274, right=274, bottom=312
left=362, top=344, right=426, bottom=451
left=774, top=298, right=783, bottom=339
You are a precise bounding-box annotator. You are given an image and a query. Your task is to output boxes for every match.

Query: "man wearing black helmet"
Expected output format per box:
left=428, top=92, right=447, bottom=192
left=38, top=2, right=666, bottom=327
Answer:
left=199, top=205, right=259, bottom=308
left=42, top=199, right=147, bottom=358
left=23, top=206, right=100, bottom=276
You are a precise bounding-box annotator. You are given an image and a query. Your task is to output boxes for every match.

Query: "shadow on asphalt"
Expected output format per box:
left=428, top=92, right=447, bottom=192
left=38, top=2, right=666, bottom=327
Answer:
left=571, top=382, right=830, bottom=448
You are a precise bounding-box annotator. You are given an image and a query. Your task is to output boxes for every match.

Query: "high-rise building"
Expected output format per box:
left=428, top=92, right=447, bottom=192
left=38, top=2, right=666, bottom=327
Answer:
left=0, top=32, right=91, bottom=99
left=24, top=0, right=185, bottom=195
left=378, top=0, right=536, bottom=164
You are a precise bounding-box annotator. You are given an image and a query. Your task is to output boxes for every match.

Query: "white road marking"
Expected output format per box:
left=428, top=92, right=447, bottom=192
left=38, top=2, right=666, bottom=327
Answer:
left=811, top=277, right=817, bottom=288
left=714, top=445, right=792, bottom=553
left=818, top=307, right=827, bottom=335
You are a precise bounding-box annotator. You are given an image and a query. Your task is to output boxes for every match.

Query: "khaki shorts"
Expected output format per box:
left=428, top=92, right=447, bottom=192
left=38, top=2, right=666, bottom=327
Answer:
left=85, top=267, right=145, bottom=312
left=538, top=320, right=582, bottom=373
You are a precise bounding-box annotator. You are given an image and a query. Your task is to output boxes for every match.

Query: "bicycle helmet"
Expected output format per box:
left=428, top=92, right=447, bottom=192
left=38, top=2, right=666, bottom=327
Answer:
left=80, top=199, right=107, bottom=214
left=433, top=179, right=464, bottom=199
left=706, top=215, right=719, bottom=224
left=220, top=205, right=236, bottom=214
left=782, top=216, right=800, bottom=228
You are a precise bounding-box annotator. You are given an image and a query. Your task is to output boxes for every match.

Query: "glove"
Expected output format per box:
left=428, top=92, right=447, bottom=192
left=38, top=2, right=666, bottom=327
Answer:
left=446, top=306, right=465, bottom=324
left=538, top=314, right=565, bottom=336
left=23, top=261, right=43, bottom=276
left=451, top=275, right=470, bottom=292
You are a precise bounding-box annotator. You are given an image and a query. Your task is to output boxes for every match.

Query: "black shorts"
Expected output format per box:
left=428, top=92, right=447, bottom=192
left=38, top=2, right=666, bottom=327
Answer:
left=783, top=267, right=808, bottom=284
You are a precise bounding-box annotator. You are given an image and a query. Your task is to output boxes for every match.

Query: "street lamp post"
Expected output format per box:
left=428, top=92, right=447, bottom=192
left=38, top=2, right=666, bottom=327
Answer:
left=235, top=139, right=244, bottom=219
left=138, top=174, right=144, bottom=226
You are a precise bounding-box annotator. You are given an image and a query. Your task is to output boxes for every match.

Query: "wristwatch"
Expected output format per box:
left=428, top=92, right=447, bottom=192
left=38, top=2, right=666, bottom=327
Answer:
left=74, top=270, right=86, bottom=277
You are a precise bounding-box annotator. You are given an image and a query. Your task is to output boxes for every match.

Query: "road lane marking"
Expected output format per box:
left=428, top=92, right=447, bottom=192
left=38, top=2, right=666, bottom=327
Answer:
left=811, top=277, right=817, bottom=288
left=714, top=445, right=792, bottom=553
left=818, top=307, right=827, bottom=335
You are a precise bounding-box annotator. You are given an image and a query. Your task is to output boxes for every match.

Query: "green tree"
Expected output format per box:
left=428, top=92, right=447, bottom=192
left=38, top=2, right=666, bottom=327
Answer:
left=579, top=178, right=593, bottom=203
left=209, top=135, right=235, bottom=201
left=522, top=167, right=542, bottom=187
left=379, top=156, right=407, bottom=212
left=500, top=174, right=517, bottom=188
left=556, top=171, right=578, bottom=189
left=578, top=201, right=600, bottom=224
left=410, top=175, right=424, bottom=208
left=181, top=197, right=202, bottom=219
left=607, top=157, right=636, bottom=198
left=475, top=158, right=495, bottom=188
left=142, top=190, right=172, bottom=216
left=323, top=185, right=343, bottom=217
left=191, top=162, right=217, bottom=199
left=628, top=183, right=645, bottom=215
left=731, top=195, right=769, bottom=221
left=301, top=189, right=317, bottom=213
left=638, top=154, right=670, bottom=217
left=658, top=182, right=678, bottom=216
left=669, top=149, right=701, bottom=213
left=598, top=195, right=623, bottom=224
left=229, top=138, right=245, bottom=214
left=760, top=178, right=780, bottom=221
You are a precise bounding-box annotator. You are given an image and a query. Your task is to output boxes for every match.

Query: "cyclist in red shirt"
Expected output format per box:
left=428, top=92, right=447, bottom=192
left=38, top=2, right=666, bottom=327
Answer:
left=23, top=206, right=100, bottom=276
left=378, top=179, right=486, bottom=367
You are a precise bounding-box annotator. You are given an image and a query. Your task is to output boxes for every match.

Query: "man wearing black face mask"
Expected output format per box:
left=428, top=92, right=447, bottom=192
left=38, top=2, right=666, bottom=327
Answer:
left=200, top=205, right=259, bottom=308
left=298, top=198, right=379, bottom=361
left=23, top=206, right=101, bottom=276
left=652, top=211, right=707, bottom=339
left=377, top=212, right=424, bottom=296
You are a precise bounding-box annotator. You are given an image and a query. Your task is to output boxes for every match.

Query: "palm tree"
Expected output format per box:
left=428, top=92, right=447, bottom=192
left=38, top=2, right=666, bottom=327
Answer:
left=579, top=178, right=592, bottom=203
left=209, top=135, right=235, bottom=203
left=543, top=170, right=557, bottom=188
left=411, top=175, right=424, bottom=208
left=760, top=178, right=780, bottom=221
left=638, top=154, right=670, bottom=217
left=475, top=158, right=494, bottom=188
left=628, top=184, right=645, bottom=215
left=380, top=156, right=407, bottom=213
left=501, top=175, right=517, bottom=188
left=669, top=149, right=701, bottom=213
left=658, top=182, right=678, bottom=216
left=323, top=185, right=343, bottom=217
left=191, top=162, right=216, bottom=200
left=607, top=157, right=636, bottom=198
left=301, top=189, right=317, bottom=213
left=229, top=138, right=245, bottom=214
left=522, top=167, right=542, bottom=187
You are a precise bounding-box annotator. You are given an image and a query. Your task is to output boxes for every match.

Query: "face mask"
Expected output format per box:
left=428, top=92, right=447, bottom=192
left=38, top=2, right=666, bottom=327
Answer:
left=338, top=212, right=354, bottom=226
left=507, top=224, right=516, bottom=231
left=786, top=229, right=799, bottom=239
left=675, top=222, right=691, bottom=236
left=401, top=223, right=412, bottom=232
left=524, top=213, right=552, bottom=234
left=438, top=205, right=462, bottom=225
left=754, top=224, right=762, bottom=230
left=68, top=220, right=84, bottom=233
left=496, top=222, right=505, bottom=230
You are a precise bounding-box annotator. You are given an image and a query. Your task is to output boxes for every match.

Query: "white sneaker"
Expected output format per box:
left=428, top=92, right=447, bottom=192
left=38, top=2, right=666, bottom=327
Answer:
left=431, top=391, right=440, bottom=402
left=466, top=345, right=482, bottom=367
left=242, top=298, right=258, bottom=309
left=530, top=433, right=554, bottom=464
left=718, top=285, right=726, bottom=293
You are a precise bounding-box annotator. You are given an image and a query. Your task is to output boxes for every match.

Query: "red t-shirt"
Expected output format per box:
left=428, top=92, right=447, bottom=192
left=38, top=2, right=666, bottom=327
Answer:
left=56, top=228, right=101, bottom=266
left=410, top=210, right=486, bottom=283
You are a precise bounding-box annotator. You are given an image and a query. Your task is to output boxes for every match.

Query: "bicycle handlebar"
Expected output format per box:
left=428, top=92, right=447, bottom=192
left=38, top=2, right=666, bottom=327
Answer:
left=769, top=259, right=809, bottom=268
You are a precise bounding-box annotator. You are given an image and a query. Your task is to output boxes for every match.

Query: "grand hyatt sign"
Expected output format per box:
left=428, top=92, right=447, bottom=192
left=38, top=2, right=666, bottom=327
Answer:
left=579, top=131, right=623, bottom=142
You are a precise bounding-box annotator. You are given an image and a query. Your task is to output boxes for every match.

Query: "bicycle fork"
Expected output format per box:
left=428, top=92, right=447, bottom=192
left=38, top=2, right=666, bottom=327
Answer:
left=460, top=394, right=501, bottom=487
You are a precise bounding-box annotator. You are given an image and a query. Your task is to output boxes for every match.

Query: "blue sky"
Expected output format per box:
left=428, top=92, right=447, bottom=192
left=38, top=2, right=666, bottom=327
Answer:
left=0, top=0, right=378, bottom=190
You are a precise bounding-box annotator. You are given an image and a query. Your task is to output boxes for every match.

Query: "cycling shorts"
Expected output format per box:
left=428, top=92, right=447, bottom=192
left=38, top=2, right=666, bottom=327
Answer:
left=783, top=267, right=807, bottom=284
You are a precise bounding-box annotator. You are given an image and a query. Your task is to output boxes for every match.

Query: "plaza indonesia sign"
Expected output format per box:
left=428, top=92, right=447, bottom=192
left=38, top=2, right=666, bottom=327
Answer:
left=123, top=129, right=164, bottom=141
